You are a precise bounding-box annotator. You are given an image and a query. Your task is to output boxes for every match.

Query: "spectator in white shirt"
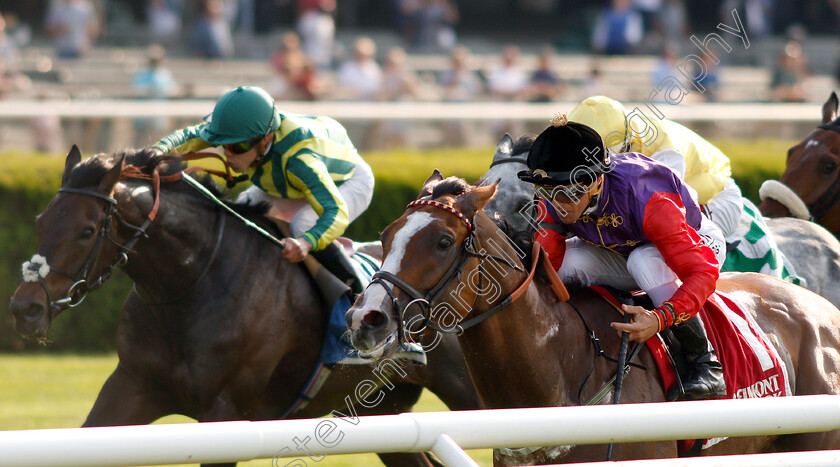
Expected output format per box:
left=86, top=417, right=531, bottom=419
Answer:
left=337, top=36, right=382, bottom=100
left=487, top=45, right=528, bottom=101
left=297, top=0, right=336, bottom=69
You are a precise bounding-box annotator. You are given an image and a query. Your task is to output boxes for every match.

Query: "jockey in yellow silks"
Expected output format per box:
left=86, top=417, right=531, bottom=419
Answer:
left=568, top=96, right=799, bottom=282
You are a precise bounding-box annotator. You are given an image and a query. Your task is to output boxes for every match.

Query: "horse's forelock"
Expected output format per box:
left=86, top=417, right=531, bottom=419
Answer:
left=430, top=176, right=471, bottom=199
left=65, top=153, right=118, bottom=188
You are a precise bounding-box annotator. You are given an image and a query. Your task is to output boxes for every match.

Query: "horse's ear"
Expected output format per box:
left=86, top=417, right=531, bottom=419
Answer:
left=458, top=183, right=498, bottom=218
left=98, top=154, right=126, bottom=194
left=61, top=145, right=82, bottom=187
left=492, top=134, right=514, bottom=161
left=823, top=92, right=839, bottom=124
left=419, top=169, right=444, bottom=197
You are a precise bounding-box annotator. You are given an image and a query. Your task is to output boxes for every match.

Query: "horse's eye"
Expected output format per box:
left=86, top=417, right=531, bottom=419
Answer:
left=822, top=161, right=838, bottom=175
left=80, top=227, right=95, bottom=240
left=437, top=237, right=453, bottom=250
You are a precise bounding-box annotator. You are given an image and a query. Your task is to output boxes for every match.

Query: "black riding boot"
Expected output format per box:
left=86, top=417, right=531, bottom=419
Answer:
left=311, top=242, right=363, bottom=296
left=670, top=314, right=726, bottom=399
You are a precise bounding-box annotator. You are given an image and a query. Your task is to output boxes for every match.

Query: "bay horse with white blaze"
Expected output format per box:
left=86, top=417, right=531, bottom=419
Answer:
left=760, top=91, right=840, bottom=235
left=346, top=171, right=840, bottom=465
left=8, top=147, right=481, bottom=467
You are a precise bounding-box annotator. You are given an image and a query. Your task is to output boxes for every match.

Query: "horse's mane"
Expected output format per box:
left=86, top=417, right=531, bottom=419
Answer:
left=67, top=148, right=269, bottom=217
left=66, top=148, right=185, bottom=188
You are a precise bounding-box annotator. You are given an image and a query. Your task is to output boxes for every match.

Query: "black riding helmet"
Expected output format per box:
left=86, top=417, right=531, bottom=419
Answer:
left=518, top=115, right=610, bottom=187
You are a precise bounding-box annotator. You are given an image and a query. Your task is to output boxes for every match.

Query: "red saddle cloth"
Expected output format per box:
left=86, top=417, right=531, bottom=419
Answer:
left=591, top=287, right=791, bottom=451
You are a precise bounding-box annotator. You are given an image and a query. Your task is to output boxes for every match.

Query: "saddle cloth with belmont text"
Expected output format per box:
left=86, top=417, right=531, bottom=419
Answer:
left=592, top=287, right=791, bottom=451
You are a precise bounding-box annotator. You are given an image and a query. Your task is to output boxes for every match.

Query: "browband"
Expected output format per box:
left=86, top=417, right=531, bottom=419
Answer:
left=406, top=199, right=474, bottom=232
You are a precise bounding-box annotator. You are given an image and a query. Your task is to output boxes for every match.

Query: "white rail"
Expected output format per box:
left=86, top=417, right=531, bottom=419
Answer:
left=0, top=100, right=824, bottom=122
left=0, top=395, right=839, bottom=466
left=568, top=450, right=840, bottom=466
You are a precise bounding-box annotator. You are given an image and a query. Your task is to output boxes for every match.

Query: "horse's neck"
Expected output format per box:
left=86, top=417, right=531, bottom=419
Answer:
left=456, top=216, right=585, bottom=408
left=118, top=188, right=271, bottom=305
left=459, top=285, right=586, bottom=409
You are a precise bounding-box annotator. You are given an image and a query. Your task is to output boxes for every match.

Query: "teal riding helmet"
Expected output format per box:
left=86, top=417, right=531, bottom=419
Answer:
left=200, top=86, right=281, bottom=145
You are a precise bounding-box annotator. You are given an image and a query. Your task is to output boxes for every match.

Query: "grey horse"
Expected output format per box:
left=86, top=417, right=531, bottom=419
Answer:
left=481, top=134, right=840, bottom=309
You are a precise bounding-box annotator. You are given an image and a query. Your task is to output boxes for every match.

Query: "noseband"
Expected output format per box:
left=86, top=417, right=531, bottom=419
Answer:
left=370, top=198, right=525, bottom=344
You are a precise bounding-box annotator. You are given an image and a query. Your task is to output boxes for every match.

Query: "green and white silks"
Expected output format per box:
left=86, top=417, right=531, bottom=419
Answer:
left=721, top=198, right=803, bottom=286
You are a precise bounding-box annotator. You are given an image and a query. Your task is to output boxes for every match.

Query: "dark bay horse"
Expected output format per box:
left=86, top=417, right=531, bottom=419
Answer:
left=484, top=133, right=840, bottom=309
left=8, top=147, right=480, bottom=467
left=760, top=91, right=840, bottom=235
left=346, top=171, right=840, bottom=465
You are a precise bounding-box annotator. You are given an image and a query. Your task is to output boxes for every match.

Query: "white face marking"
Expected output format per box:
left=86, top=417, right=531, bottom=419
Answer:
left=348, top=212, right=437, bottom=330
left=381, top=212, right=435, bottom=273
left=805, top=139, right=820, bottom=149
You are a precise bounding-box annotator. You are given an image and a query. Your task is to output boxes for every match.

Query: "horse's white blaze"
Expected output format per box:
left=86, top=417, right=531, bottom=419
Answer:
left=349, top=212, right=436, bottom=330
left=806, top=138, right=820, bottom=148
left=381, top=211, right=436, bottom=273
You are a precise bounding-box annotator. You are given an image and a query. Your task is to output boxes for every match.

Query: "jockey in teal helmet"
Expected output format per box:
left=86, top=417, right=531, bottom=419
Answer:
left=154, top=85, right=373, bottom=295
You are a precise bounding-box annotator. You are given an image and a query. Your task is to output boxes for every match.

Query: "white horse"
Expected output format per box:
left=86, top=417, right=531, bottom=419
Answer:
left=481, top=134, right=840, bottom=309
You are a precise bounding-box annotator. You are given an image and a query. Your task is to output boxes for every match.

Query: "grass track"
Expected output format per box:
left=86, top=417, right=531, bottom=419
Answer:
left=0, top=354, right=493, bottom=466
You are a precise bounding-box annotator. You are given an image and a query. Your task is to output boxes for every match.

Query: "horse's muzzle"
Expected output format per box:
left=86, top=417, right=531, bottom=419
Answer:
left=9, top=296, right=50, bottom=340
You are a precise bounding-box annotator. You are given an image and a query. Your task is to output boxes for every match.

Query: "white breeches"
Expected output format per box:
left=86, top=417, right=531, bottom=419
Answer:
left=238, top=158, right=375, bottom=238
left=557, top=215, right=725, bottom=307
left=703, top=178, right=744, bottom=239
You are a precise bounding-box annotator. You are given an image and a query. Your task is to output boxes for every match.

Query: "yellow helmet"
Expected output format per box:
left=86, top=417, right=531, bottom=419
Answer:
left=568, top=96, right=629, bottom=152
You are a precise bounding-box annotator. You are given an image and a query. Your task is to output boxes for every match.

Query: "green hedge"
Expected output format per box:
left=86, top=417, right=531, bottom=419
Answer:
left=0, top=140, right=793, bottom=351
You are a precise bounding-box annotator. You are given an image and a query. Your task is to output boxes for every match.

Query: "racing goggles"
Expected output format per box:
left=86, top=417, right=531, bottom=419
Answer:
left=535, top=180, right=596, bottom=203
left=224, top=137, right=263, bottom=155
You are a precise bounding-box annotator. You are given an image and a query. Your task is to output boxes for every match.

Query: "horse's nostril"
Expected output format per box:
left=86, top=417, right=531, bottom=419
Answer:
left=10, top=299, right=45, bottom=321
left=362, top=310, right=386, bottom=328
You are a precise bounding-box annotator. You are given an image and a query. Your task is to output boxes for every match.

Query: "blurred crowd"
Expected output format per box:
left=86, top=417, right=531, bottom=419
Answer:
left=1, top=0, right=840, bottom=151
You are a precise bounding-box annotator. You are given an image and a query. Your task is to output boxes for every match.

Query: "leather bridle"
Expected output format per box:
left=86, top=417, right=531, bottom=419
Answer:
left=489, top=155, right=528, bottom=168
left=27, top=178, right=158, bottom=316
left=369, top=198, right=527, bottom=345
